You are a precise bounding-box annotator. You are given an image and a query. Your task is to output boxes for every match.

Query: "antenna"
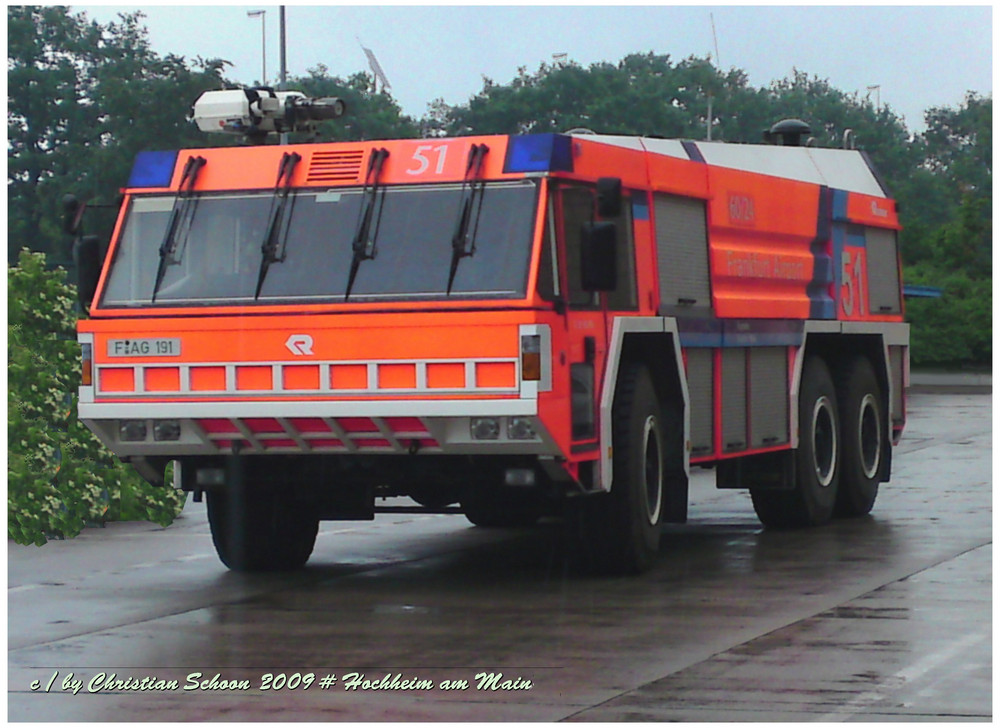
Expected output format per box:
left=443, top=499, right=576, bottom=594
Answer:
left=866, top=84, right=881, bottom=108
left=710, top=12, right=721, bottom=68
left=706, top=12, right=722, bottom=141
left=357, top=37, right=391, bottom=94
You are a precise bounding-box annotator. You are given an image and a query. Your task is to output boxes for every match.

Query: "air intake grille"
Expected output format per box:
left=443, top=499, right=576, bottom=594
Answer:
left=306, top=150, right=364, bottom=183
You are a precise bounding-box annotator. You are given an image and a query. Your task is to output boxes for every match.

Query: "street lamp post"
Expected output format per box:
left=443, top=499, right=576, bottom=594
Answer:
left=247, top=9, right=266, bottom=85
left=279, top=6, right=287, bottom=144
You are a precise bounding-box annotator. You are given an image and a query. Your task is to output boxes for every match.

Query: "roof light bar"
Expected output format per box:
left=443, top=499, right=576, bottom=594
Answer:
left=128, top=150, right=179, bottom=188
left=503, top=134, right=573, bottom=174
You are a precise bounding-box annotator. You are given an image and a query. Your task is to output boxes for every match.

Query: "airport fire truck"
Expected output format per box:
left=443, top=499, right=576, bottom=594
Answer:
left=72, top=88, right=909, bottom=573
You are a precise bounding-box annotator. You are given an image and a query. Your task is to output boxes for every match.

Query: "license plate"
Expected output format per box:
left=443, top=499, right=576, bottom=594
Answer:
left=107, top=338, right=181, bottom=357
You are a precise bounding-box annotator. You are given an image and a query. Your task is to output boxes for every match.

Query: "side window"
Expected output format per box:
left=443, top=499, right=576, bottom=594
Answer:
left=561, top=186, right=597, bottom=308
left=559, top=184, right=637, bottom=310
left=607, top=198, right=637, bottom=310
left=536, top=194, right=559, bottom=301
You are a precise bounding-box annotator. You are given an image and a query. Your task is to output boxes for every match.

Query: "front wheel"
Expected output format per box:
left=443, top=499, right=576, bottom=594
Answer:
left=576, top=363, right=664, bottom=574
left=207, top=466, right=319, bottom=572
left=751, top=356, right=840, bottom=528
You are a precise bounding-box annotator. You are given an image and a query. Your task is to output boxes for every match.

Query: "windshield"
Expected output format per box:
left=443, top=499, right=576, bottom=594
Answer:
left=100, top=180, right=538, bottom=307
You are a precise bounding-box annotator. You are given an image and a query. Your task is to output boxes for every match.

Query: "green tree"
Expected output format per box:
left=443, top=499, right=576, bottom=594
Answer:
left=436, top=53, right=729, bottom=138
left=899, top=93, right=991, bottom=265
left=901, top=94, right=991, bottom=367
left=921, top=92, right=992, bottom=200
left=9, top=250, right=186, bottom=546
left=7, top=6, right=229, bottom=263
left=436, top=55, right=918, bottom=206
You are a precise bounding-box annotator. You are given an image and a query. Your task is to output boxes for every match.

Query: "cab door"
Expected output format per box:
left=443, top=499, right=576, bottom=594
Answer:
left=552, top=183, right=638, bottom=466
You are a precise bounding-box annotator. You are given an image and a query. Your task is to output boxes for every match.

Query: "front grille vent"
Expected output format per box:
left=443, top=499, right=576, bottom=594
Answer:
left=306, top=150, right=364, bottom=183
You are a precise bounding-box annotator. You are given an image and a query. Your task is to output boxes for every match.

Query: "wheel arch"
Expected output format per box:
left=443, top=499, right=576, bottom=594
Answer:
left=797, top=326, right=894, bottom=482
left=598, top=318, right=690, bottom=510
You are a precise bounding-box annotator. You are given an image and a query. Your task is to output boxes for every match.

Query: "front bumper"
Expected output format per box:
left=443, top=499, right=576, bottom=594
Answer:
left=80, top=401, right=558, bottom=458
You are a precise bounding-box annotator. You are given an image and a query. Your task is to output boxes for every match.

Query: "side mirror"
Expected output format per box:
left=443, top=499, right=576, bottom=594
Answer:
left=580, top=221, right=617, bottom=292
left=596, top=177, right=623, bottom=218
left=62, top=194, right=84, bottom=235
left=74, top=235, right=102, bottom=310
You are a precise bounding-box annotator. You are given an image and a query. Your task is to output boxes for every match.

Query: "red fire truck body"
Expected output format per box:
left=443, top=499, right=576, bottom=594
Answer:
left=76, top=127, right=909, bottom=573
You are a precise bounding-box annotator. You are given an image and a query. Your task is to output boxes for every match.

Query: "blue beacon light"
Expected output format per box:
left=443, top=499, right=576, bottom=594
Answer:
left=128, top=150, right=180, bottom=188
left=503, top=134, right=573, bottom=174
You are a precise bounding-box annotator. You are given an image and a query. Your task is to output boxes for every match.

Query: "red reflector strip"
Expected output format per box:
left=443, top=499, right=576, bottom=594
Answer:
left=354, top=438, right=392, bottom=448
left=309, top=439, right=344, bottom=448
left=384, top=417, right=427, bottom=433
left=263, top=439, right=298, bottom=449
left=191, top=417, right=444, bottom=453
left=288, top=417, right=331, bottom=433
left=243, top=418, right=285, bottom=433
left=337, top=418, right=380, bottom=433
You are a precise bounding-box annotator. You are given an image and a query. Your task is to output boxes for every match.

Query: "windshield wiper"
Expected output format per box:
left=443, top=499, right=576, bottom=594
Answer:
left=151, top=155, right=206, bottom=301
left=447, top=143, right=489, bottom=294
left=344, top=147, right=390, bottom=301
left=253, top=151, right=302, bottom=298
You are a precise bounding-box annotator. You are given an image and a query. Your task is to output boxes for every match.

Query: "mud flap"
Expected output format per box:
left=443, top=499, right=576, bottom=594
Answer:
left=662, top=469, right=689, bottom=523
left=717, top=450, right=796, bottom=490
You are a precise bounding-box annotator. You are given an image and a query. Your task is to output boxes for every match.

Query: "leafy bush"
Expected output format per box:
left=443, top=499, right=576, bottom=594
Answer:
left=8, top=249, right=185, bottom=546
left=903, top=193, right=992, bottom=369
left=905, top=267, right=992, bottom=368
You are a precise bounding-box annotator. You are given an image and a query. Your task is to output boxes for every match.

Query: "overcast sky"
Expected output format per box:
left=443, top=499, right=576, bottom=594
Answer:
left=74, top=4, right=991, bottom=133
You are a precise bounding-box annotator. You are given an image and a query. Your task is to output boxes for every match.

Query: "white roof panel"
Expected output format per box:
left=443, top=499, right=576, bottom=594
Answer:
left=576, top=134, right=887, bottom=197
left=570, top=134, right=646, bottom=151
left=690, top=141, right=887, bottom=197
left=574, top=134, right=688, bottom=159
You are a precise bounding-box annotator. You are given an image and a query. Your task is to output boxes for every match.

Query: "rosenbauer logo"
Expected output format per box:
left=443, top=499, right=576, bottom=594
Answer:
left=285, top=335, right=314, bottom=356
left=727, top=193, right=756, bottom=226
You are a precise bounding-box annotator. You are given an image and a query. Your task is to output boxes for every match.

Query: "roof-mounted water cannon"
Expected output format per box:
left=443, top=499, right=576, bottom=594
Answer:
left=191, top=87, right=346, bottom=143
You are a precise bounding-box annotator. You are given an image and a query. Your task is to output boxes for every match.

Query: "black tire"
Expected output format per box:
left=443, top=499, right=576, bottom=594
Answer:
left=207, top=471, right=319, bottom=572
left=408, top=483, right=462, bottom=509
left=461, top=484, right=541, bottom=528
left=751, top=356, right=840, bottom=528
left=835, top=356, right=884, bottom=517
left=577, top=363, right=664, bottom=574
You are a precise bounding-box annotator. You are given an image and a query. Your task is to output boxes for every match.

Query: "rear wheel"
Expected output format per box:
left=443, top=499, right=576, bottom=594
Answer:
left=836, top=356, right=884, bottom=516
left=576, top=363, right=664, bottom=574
left=752, top=356, right=840, bottom=528
left=207, top=466, right=318, bottom=572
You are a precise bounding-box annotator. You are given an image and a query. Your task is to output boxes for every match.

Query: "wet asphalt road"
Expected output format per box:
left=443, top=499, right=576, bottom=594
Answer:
left=8, top=392, right=991, bottom=721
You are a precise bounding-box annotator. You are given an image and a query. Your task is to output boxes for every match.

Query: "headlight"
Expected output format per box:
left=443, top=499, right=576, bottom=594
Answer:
left=470, top=418, right=500, bottom=440
left=119, top=420, right=148, bottom=442
left=153, top=420, right=182, bottom=441
left=508, top=417, right=537, bottom=440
